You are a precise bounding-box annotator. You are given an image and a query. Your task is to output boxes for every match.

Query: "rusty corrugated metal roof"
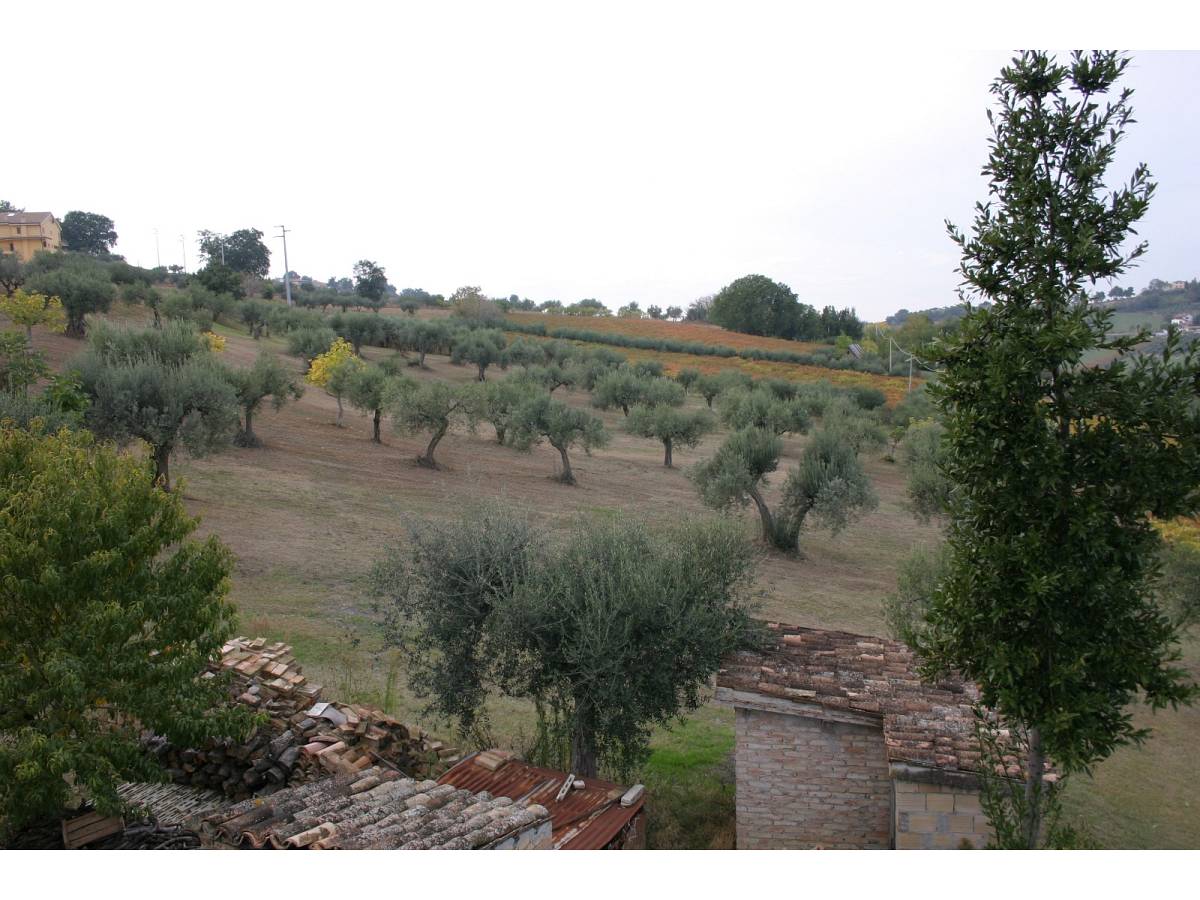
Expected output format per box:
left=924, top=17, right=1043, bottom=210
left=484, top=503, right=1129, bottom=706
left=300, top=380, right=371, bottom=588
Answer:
left=437, top=753, right=644, bottom=850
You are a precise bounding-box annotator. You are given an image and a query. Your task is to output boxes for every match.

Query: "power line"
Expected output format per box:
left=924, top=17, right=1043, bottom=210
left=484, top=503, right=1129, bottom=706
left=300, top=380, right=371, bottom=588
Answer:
left=276, top=225, right=292, bottom=307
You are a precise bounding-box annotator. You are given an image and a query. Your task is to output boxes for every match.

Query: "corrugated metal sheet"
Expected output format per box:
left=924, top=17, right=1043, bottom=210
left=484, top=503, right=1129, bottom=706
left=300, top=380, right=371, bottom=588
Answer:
left=437, top=754, right=644, bottom=850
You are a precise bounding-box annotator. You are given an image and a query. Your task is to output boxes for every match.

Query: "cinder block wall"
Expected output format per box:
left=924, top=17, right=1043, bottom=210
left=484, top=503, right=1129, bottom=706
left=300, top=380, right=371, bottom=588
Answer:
left=893, top=780, right=992, bottom=849
left=733, top=707, right=892, bottom=849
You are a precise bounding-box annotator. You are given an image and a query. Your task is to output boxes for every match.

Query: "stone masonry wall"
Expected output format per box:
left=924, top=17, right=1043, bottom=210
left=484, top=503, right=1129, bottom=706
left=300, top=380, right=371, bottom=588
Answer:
left=893, top=780, right=993, bottom=849
left=734, top=707, right=892, bottom=849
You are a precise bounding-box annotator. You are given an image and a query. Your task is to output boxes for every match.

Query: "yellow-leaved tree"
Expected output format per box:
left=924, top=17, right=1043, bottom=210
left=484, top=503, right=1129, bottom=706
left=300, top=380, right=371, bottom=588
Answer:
left=306, top=337, right=364, bottom=426
left=0, top=289, right=67, bottom=341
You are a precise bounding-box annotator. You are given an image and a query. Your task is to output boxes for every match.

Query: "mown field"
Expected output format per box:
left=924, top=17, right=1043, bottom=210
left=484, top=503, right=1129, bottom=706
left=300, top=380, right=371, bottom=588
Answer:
left=14, top=302, right=1200, bottom=849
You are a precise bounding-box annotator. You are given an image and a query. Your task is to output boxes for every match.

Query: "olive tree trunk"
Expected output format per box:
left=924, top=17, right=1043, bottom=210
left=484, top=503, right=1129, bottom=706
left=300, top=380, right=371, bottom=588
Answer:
left=153, top=444, right=172, bottom=491
left=372, top=409, right=382, bottom=443
left=747, top=485, right=775, bottom=545
left=555, top=443, right=575, bottom=485
left=663, top=436, right=673, bottom=467
left=418, top=425, right=447, bottom=468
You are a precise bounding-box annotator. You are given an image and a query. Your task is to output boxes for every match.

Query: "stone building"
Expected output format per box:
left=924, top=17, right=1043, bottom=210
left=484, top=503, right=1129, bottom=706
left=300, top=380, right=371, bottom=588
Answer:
left=716, top=623, right=998, bottom=850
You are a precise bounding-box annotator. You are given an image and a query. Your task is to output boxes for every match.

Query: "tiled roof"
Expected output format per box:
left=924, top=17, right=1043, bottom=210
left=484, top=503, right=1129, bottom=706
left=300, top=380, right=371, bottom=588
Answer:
left=717, top=623, right=988, bottom=774
left=197, top=765, right=550, bottom=849
left=438, top=751, right=645, bottom=850
left=0, top=211, right=54, bottom=225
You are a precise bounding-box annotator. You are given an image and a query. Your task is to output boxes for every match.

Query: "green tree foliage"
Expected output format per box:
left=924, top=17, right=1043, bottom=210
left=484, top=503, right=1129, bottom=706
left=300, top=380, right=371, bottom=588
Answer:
left=675, top=367, right=701, bottom=394
left=405, top=320, right=449, bottom=368
left=25, top=267, right=115, bottom=338
left=919, top=51, right=1200, bottom=848
left=60, top=211, right=118, bottom=255
left=286, top=326, right=337, bottom=362
left=0, top=252, right=25, bottom=296
left=450, top=329, right=507, bottom=381
left=195, top=262, right=244, bottom=300
left=695, top=369, right=752, bottom=408
left=388, top=379, right=480, bottom=468
left=345, top=364, right=396, bottom=443
left=626, top=404, right=715, bottom=467
left=449, top=285, right=501, bottom=322
left=882, top=543, right=948, bottom=647
left=225, top=351, right=304, bottom=447
left=481, top=376, right=530, bottom=445
left=774, top=428, right=878, bottom=549
left=503, top=338, right=547, bottom=370
left=197, top=228, right=271, bottom=277
left=902, top=419, right=949, bottom=521
left=334, top=311, right=386, bottom=353
left=717, top=386, right=811, bottom=436
left=238, top=299, right=271, bottom=339
left=75, top=323, right=238, bottom=488
left=509, top=393, right=608, bottom=485
left=1157, top=540, right=1200, bottom=633
left=0, top=425, right=252, bottom=835
left=0, top=332, right=49, bottom=395
left=353, top=259, right=388, bottom=311
left=123, top=281, right=163, bottom=328
left=372, top=505, right=759, bottom=778
left=709, top=274, right=799, bottom=338
left=690, top=427, right=784, bottom=545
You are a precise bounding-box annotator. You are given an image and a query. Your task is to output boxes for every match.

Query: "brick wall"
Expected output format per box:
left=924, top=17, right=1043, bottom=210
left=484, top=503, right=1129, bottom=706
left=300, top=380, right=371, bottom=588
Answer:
left=733, top=707, right=892, bottom=849
left=893, top=780, right=992, bottom=849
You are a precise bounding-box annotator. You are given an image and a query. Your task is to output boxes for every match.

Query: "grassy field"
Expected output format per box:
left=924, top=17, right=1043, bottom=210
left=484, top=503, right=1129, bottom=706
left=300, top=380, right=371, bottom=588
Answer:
left=17, top=305, right=1200, bottom=849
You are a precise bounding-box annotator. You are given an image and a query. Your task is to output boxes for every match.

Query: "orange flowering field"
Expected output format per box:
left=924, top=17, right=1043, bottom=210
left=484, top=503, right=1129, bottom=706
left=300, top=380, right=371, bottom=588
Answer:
left=506, top=312, right=826, bottom=355
left=503, top=331, right=914, bottom=405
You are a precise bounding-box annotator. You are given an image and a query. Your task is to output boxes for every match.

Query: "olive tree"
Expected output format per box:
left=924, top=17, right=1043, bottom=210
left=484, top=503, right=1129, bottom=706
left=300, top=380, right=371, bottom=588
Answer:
left=773, top=428, right=878, bottom=549
left=75, top=326, right=239, bottom=489
left=388, top=379, right=480, bottom=468
left=225, top=351, right=304, bottom=447
left=690, top=427, right=784, bottom=546
left=0, top=425, right=252, bottom=836
left=509, top=393, right=608, bottom=485
left=451, top=328, right=507, bottom=380
left=503, top=338, right=547, bottom=370
left=371, top=504, right=760, bottom=778
left=626, top=404, right=715, bottom=467
left=26, top=268, right=115, bottom=338
left=674, top=367, right=701, bottom=394
left=481, top=376, right=530, bottom=445
left=717, top=386, right=811, bottom=436
left=346, top=364, right=400, bottom=443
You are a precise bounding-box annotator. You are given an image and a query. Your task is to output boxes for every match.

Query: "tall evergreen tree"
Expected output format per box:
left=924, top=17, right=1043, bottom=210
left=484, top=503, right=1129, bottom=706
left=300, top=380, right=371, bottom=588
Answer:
left=920, top=51, right=1200, bottom=848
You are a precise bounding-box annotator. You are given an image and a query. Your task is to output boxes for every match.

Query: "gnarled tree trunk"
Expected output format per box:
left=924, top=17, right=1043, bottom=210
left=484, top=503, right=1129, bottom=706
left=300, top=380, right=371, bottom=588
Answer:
left=372, top=409, right=382, bottom=443
left=555, top=443, right=575, bottom=485
left=663, top=436, right=673, bottom=467
left=418, top=425, right=447, bottom=468
left=153, top=444, right=172, bottom=491
left=1023, top=726, right=1046, bottom=848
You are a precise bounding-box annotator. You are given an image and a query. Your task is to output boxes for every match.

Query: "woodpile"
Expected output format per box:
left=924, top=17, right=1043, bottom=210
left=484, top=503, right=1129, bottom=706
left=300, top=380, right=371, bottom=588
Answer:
left=145, top=637, right=459, bottom=801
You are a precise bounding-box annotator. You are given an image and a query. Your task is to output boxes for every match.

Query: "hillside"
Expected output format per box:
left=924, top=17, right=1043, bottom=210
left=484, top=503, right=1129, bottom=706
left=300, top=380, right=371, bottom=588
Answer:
left=9, top=301, right=1198, bottom=848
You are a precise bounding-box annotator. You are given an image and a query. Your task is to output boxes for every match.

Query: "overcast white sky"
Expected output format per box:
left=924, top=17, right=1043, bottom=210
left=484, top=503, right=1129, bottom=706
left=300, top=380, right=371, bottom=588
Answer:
left=7, top=3, right=1198, bottom=320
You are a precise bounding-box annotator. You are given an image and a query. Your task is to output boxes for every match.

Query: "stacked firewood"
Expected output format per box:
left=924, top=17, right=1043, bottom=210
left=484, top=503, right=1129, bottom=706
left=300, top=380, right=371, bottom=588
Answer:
left=145, top=638, right=459, bottom=801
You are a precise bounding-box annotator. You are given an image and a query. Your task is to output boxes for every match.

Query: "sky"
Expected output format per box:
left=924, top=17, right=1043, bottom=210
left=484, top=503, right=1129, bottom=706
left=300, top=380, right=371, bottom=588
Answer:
left=6, top=3, right=1199, bottom=321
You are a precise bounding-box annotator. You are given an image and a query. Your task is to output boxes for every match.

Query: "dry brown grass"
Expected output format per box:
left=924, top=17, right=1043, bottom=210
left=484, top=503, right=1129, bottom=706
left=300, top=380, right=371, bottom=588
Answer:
left=16, top=306, right=1200, bottom=848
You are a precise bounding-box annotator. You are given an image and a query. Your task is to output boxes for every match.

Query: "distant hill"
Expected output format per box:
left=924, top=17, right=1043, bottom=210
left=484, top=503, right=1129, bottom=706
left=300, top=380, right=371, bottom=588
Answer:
left=885, top=302, right=986, bottom=327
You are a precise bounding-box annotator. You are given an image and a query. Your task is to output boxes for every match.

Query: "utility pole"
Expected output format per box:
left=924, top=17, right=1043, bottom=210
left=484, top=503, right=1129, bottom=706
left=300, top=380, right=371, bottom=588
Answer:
left=276, top=225, right=293, bottom=307
left=908, top=355, right=913, bottom=393
left=154, top=229, right=161, bottom=268
left=179, top=234, right=187, bottom=273
left=889, top=338, right=893, bottom=376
